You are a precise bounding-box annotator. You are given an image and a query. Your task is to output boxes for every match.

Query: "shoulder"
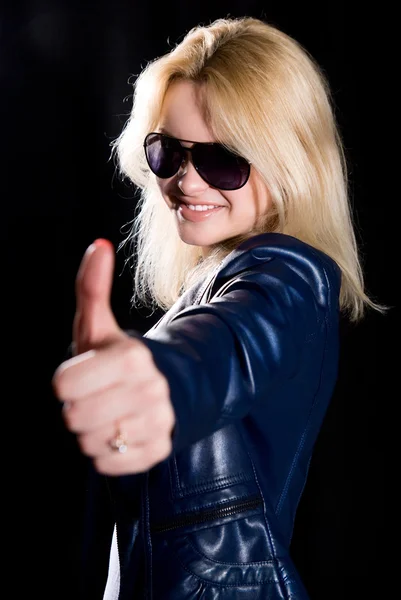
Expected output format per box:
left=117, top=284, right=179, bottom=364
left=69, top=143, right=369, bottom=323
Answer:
left=211, top=233, right=341, bottom=310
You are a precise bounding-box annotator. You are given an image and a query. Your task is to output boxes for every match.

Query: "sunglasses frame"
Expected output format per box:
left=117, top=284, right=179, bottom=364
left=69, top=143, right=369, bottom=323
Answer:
left=143, top=132, right=251, bottom=191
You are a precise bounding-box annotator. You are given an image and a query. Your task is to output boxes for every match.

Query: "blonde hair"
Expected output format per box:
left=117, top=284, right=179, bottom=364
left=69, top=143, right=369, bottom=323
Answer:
left=112, top=16, right=385, bottom=322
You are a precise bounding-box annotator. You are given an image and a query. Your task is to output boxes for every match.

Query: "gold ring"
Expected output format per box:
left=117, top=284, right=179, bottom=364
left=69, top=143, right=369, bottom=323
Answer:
left=109, top=427, right=128, bottom=454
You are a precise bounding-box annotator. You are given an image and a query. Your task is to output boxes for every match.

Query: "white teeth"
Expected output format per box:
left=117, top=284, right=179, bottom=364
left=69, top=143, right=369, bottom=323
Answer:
left=186, top=204, right=219, bottom=211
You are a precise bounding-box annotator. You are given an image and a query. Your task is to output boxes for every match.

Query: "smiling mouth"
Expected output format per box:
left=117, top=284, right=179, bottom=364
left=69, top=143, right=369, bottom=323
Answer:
left=183, top=203, right=222, bottom=212
left=177, top=202, right=225, bottom=222
left=175, top=198, right=225, bottom=210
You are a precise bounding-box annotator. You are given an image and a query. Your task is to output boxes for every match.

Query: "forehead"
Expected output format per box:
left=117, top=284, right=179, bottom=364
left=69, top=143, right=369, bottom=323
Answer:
left=158, top=80, right=215, bottom=143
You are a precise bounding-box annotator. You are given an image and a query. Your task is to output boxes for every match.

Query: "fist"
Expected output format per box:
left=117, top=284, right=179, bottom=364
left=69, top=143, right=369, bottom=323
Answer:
left=51, top=239, right=175, bottom=475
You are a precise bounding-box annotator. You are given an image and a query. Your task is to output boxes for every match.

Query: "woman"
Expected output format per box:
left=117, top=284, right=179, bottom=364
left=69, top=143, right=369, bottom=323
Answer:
left=52, top=16, right=385, bottom=599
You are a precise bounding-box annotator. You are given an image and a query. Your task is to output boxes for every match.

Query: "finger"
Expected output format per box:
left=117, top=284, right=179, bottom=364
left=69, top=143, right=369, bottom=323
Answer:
left=74, top=238, right=121, bottom=354
left=76, top=399, right=174, bottom=457
left=52, top=338, right=152, bottom=403
left=62, top=372, right=170, bottom=432
left=93, top=436, right=173, bottom=476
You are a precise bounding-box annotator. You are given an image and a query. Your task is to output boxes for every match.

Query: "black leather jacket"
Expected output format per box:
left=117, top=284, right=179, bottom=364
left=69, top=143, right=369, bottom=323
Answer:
left=103, top=232, right=341, bottom=599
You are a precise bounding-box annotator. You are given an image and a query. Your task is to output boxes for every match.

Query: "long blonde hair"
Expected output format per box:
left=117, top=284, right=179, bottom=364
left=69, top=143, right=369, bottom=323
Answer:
left=112, top=16, right=385, bottom=322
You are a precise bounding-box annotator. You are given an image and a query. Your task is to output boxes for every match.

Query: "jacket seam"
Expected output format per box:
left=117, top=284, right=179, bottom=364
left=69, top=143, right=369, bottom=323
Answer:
left=170, top=552, right=296, bottom=588
left=275, top=266, right=332, bottom=516
left=170, top=470, right=254, bottom=498
left=243, top=439, right=290, bottom=598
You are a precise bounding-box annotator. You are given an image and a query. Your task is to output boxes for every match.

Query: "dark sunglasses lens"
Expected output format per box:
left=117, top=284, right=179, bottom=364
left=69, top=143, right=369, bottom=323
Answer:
left=194, top=144, right=250, bottom=190
left=145, top=134, right=183, bottom=178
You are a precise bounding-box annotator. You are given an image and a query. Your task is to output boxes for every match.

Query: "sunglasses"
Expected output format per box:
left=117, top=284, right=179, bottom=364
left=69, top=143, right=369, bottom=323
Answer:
left=143, top=132, right=251, bottom=191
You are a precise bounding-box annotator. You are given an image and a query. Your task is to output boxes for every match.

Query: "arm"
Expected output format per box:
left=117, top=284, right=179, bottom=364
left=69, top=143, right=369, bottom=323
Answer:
left=128, top=257, right=336, bottom=453
left=53, top=239, right=339, bottom=477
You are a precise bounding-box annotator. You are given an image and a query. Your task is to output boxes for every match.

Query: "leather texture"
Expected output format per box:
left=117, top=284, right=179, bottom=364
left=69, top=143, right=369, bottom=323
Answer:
left=106, top=232, right=341, bottom=599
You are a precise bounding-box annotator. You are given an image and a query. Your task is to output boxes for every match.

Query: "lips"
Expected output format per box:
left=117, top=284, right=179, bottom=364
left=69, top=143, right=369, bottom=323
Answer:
left=178, top=202, right=225, bottom=222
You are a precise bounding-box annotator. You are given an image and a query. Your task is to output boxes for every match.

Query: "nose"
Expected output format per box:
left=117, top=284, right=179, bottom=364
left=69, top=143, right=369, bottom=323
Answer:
left=176, top=155, right=209, bottom=196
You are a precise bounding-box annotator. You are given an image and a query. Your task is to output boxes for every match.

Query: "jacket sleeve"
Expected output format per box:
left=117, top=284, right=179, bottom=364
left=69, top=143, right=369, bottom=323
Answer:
left=126, top=256, right=337, bottom=454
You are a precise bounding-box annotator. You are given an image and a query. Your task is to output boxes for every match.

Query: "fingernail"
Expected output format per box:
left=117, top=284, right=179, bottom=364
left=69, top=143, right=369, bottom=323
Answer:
left=94, top=238, right=113, bottom=249
left=85, top=244, right=96, bottom=257
left=84, top=238, right=111, bottom=258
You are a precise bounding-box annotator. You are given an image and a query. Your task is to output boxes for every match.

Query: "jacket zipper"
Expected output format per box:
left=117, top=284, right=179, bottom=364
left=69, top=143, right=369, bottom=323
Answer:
left=151, top=495, right=263, bottom=534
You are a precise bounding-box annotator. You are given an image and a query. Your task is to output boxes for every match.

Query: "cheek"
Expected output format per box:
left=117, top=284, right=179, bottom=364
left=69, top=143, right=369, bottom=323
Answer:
left=224, top=192, right=259, bottom=220
left=156, top=179, right=175, bottom=205
left=229, top=185, right=272, bottom=220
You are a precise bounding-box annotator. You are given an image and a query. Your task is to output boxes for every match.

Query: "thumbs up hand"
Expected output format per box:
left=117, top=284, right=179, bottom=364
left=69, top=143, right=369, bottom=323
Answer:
left=51, top=239, right=175, bottom=475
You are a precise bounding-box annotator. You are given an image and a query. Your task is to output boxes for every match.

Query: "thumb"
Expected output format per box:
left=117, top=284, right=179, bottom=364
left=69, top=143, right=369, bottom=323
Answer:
left=73, top=238, right=123, bottom=354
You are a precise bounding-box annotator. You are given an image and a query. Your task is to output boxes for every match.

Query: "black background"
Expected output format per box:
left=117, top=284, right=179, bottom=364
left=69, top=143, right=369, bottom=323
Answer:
left=2, top=1, right=395, bottom=599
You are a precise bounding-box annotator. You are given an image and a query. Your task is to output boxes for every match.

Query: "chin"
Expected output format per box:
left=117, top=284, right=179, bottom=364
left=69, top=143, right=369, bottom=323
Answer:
left=179, top=236, right=213, bottom=248
left=177, top=231, right=223, bottom=248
